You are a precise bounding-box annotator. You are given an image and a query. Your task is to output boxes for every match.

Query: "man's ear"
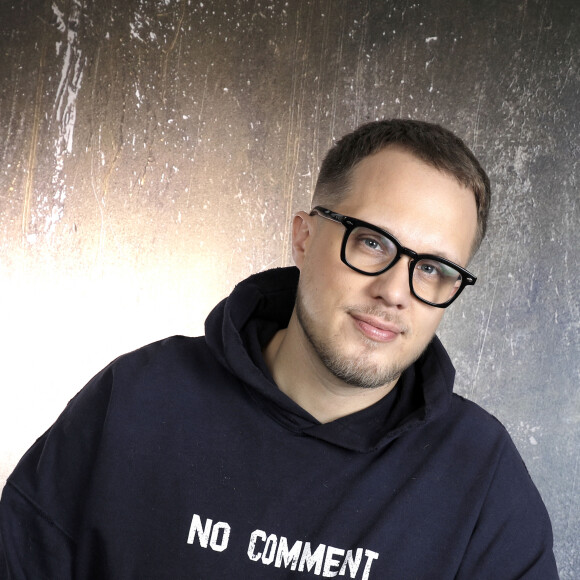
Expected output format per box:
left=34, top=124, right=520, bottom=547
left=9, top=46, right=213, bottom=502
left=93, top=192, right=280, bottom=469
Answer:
left=291, top=211, right=315, bottom=270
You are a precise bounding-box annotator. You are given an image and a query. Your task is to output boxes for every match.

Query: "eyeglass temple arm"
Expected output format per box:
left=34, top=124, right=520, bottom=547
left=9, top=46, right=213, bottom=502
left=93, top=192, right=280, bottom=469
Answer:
left=310, top=207, right=349, bottom=225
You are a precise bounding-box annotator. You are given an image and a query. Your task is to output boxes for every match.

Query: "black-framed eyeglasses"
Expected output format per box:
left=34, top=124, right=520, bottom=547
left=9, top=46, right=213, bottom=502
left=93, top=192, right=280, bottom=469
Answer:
left=309, top=206, right=476, bottom=308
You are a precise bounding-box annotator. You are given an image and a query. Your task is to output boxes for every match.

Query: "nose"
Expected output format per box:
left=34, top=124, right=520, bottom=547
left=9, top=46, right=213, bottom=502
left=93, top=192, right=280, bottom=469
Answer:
left=367, top=256, right=413, bottom=309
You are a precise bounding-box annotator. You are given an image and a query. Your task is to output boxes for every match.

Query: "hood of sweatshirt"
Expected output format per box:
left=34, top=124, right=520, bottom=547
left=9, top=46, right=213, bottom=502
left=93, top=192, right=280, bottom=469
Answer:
left=205, top=266, right=455, bottom=453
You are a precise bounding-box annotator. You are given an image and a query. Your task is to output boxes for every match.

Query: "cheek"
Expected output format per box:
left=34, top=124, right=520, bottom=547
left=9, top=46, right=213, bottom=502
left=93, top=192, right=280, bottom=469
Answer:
left=302, top=268, right=355, bottom=315
left=323, top=268, right=362, bottom=299
left=418, top=309, right=445, bottom=336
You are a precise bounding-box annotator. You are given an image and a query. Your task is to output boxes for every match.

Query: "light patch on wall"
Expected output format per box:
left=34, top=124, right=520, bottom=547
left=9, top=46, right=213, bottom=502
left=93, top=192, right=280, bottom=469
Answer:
left=0, top=255, right=228, bottom=488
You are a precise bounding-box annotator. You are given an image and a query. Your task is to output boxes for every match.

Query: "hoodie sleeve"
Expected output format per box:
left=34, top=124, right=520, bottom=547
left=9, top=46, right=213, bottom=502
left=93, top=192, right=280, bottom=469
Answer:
left=0, top=363, right=115, bottom=580
left=455, top=434, right=559, bottom=579
left=0, top=482, right=75, bottom=580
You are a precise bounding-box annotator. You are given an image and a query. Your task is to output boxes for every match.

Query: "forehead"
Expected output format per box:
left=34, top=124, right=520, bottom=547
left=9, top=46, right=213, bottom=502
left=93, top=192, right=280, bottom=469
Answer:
left=335, top=147, right=478, bottom=265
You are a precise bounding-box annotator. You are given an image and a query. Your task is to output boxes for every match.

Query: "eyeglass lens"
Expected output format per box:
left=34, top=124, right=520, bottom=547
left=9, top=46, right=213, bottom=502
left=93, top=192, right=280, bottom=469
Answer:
left=345, top=226, right=462, bottom=305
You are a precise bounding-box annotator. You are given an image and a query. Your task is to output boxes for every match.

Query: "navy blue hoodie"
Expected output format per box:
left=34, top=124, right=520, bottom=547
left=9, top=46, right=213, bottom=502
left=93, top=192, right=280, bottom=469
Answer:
left=0, top=267, right=558, bottom=579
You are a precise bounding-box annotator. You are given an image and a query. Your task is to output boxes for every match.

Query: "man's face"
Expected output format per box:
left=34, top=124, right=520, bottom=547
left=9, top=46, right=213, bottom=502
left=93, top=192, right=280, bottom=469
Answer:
left=292, top=146, right=478, bottom=390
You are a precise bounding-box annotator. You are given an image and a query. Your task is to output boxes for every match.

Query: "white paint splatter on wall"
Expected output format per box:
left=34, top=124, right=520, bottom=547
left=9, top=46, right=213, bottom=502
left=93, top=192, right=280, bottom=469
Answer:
left=33, top=1, right=87, bottom=239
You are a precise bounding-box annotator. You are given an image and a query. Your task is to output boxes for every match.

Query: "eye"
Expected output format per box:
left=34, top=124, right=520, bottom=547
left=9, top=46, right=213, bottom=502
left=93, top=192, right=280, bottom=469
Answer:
left=350, top=227, right=395, bottom=255
left=418, top=262, right=439, bottom=276
left=415, top=259, right=461, bottom=284
left=362, top=237, right=382, bottom=251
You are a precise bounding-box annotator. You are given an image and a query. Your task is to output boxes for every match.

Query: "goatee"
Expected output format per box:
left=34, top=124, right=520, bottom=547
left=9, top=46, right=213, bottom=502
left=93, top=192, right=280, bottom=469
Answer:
left=295, top=289, right=420, bottom=390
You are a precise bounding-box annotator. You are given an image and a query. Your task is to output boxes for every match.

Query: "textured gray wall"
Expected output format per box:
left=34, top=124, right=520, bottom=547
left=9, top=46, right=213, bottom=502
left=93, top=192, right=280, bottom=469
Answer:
left=1, top=0, right=578, bottom=576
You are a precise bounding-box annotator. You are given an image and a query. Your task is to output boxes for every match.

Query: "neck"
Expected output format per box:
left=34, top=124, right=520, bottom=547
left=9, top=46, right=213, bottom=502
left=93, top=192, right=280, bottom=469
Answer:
left=262, top=311, right=398, bottom=423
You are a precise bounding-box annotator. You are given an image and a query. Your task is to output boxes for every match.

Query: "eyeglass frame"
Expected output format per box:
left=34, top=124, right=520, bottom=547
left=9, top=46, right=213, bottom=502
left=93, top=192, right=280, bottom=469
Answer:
left=309, top=206, right=477, bottom=308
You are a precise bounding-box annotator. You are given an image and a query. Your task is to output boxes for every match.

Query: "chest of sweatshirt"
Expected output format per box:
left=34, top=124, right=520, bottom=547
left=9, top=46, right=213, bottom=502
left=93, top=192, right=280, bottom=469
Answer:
left=6, top=336, right=513, bottom=579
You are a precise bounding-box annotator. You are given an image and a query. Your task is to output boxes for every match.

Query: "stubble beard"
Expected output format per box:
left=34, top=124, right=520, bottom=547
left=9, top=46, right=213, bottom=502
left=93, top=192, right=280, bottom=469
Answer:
left=295, top=287, right=424, bottom=390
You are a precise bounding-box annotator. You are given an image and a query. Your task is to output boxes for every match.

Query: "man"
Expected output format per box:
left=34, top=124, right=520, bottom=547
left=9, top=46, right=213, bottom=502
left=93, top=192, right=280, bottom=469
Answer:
left=0, top=120, right=558, bottom=578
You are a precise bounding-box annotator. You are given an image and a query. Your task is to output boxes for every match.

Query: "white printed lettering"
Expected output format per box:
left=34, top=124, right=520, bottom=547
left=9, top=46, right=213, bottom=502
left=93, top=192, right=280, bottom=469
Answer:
left=187, top=514, right=212, bottom=547
left=262, top=534, right=278, bottom=565
left=209, top=521, right=231, bottom=552
left=338, top=548, right=363, bottom=577
left=323, top=546, right=345, bottom=577
left=298, top=542, right=326, bottom=575
left=186, top=514, right=231, bottom=552
left=187, top=516, right=380, bottom=578
left=361, top=549, right=379, bottom=580
left=247, top=530, right=379, bottom=578
left=274, top=537, right=303, bottom=570
left=247, top=529, right=266, bottom=561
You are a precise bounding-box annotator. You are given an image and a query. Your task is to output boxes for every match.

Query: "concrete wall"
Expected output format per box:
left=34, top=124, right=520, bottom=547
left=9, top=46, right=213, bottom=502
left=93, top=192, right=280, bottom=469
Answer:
left=1, top=0, right=578, bottom=575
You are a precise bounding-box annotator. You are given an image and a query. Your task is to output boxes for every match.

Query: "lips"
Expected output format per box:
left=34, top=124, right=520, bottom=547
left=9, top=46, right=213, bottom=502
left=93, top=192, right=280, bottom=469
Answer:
left=349, top=312, right=404, bottom=343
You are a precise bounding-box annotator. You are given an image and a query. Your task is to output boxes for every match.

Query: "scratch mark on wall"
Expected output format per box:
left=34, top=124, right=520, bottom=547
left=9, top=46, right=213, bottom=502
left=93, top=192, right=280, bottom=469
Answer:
left=53, top=1, right=84, bottom=158
left=470, top=249, right=503, bottom=399
left=328, top=0, right=345, bottom=146
left=472, top=83, right=484, bottom=151
left=281, top=3, right=310, bottom=263
left=161, top=0, right=187, bottom=103
left=32, top=0, right=87, bottom=238
left=21, top=43, right=46, bottom=240
left=353, top=6, right=370, bottom=127
left=565, top=447, right=578, bottom=533
left=309, top=0, right=333, bottom=195
left=518, top=0, right=529, bottom=42
left=90, top=144, right=106, bottom=267
left=398, top=34, right=408, bottom=117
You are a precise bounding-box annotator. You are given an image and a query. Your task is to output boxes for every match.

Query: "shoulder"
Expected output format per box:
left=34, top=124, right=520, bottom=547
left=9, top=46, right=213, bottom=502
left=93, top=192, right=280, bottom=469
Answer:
left=109, top=335, right=209, bottom=371
left=425, top=394, right=536, bottom=487
left=447, top=393, right=513, bottom=442
left=425, top=391, right=509, bottom=444
left=445, top=394, right=547, bottom=509
left=95, top=335, right=229, bottom=393
left=446, top=397, right=558, bottom=577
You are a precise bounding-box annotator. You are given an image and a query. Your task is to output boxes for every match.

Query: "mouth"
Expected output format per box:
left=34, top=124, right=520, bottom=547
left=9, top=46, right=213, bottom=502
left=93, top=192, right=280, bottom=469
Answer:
left=349, top=312, right=405, bottom=343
